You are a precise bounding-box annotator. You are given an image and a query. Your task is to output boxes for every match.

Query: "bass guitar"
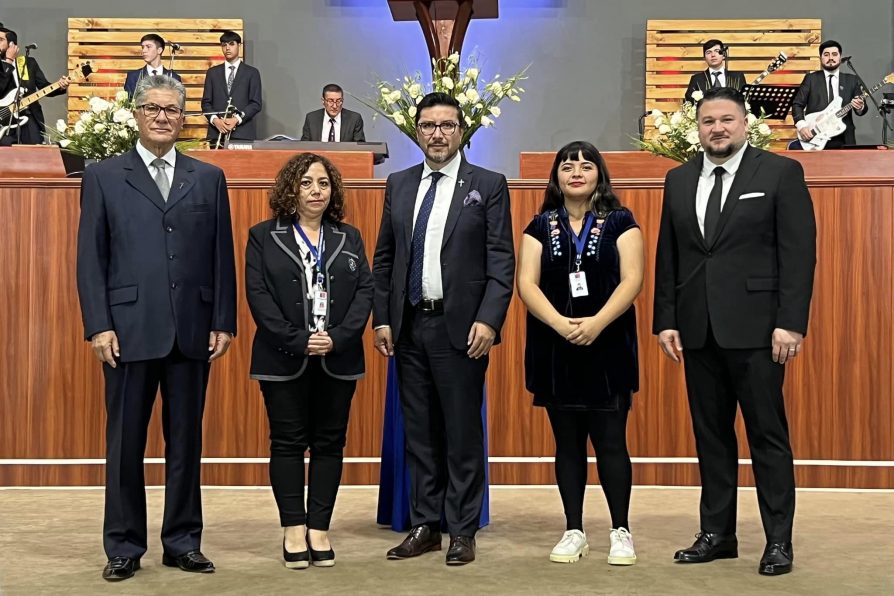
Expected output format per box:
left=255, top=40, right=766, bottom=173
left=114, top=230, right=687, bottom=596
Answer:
left=0, top=62, right=93, bottom=138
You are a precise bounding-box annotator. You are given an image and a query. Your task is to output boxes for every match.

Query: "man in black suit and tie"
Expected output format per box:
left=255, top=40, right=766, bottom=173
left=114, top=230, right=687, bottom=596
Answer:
left=77, top=75, right=237, bottom=582
left=300, top=83, right=365, bottom=142
left=123, top=34, right=182, bottom=99
left=792, top=40, right=867, bottom=148
left=372, top=92, right=514, bottom=566
left=654, top=87, right=816, bottom=576
left=684, top=39, right=746, bottom=105
left=201, top=30, right=262, bottom=143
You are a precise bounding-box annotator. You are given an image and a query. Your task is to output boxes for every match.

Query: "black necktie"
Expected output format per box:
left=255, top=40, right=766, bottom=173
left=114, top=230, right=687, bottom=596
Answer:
left=827, top=74, right=835, bottom=104
left=408, top=172, right=444, bottom=305
left=328, top=118, right=336, bottom=142
left=712, top=71, right=721, bottom=89
left=151, top=69, right=157, bottom=77
left=703, top=166, right=725, bottom=243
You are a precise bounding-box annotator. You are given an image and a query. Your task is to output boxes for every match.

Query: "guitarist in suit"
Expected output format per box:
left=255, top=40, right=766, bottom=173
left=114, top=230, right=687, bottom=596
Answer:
left=200, top=30, right=262, bottom=143
left=684, top=40, right=746, bottom=104
left=0, top=26, right=70, bottom=145
left=123, top=34, right=182, bottom=99
left=792, top=40, right=867, bottom=148
left=300, top=83, right=365, bottom=142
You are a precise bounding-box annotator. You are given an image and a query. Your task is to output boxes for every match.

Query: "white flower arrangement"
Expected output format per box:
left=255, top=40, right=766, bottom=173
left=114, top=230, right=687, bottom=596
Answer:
left=635, top=90, right=774, bottom=163
left=357, top=51, right=529, bottom=147
left=47, top=90, right=139, bottom=159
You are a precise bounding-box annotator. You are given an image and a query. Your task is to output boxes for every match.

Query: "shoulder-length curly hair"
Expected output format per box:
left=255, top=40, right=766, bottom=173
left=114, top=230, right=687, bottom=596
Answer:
left=268, top=153, right=346, bottom=221
left=540, top=141, right=622, bottom=215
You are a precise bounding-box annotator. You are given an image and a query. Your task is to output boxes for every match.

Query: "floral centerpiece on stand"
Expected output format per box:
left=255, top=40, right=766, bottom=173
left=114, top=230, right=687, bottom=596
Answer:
left=47, top=90, right=140, bottom=160
left=635, top=90, right=774, bottom=163
left=357, top=52, right=529, bottom=148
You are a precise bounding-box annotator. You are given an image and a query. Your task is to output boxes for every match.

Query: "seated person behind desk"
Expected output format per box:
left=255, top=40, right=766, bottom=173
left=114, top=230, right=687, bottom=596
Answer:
left=301, top=83, right=364, bottom=142
left=123, top=34, right=181, bottom=99
left=684, top=39, right=745, bottom=104
left=791, top=39, right=867, bottom=148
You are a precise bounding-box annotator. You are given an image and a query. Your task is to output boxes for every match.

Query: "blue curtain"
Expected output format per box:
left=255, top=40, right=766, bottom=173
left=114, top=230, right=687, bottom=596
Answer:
left=376, top=357, right=490, bottom=531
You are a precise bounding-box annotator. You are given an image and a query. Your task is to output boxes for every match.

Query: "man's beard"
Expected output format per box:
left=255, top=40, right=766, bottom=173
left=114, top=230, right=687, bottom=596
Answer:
left=822, top=61, right=839, bottom=72
left=704, top=138, right=744, bottom=159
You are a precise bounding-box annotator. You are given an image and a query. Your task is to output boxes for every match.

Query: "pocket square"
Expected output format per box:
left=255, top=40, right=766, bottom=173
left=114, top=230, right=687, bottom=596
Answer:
left=463, top=190, right=482, bottom=206
left=738, top=192, right=765, bottom=200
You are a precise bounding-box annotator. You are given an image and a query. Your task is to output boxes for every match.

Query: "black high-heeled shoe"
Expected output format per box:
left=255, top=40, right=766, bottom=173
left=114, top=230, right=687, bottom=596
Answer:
left=283, top=539, right=310, bottom=570
left=307, top=531, right=335, bottom=567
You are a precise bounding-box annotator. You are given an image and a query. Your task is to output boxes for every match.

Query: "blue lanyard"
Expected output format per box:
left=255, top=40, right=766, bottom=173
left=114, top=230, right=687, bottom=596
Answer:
left=567, top=211, right=593, bottom=271
left=293, top=223, right=325, bottom=286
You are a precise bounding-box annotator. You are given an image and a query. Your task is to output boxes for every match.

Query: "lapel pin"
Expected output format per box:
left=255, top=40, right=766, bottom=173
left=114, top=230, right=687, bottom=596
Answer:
left=458, top=179, right=465, bottom=187
left=178, top=182, right=184, bottom=190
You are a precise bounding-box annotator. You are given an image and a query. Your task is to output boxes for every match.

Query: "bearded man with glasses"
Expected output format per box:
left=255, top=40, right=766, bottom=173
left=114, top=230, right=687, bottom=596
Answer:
left=372, top=92, right=514, bottom=566
left=77, top=74, right=237, bottom=582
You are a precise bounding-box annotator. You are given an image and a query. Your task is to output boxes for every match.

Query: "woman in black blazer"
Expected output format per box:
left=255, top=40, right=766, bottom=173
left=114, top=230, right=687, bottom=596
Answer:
left=245, top=153, right=373, bottom=569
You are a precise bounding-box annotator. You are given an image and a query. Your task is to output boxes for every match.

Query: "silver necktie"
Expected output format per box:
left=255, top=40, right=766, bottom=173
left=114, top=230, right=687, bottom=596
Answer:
left=151, top=158, right=170, bottom=201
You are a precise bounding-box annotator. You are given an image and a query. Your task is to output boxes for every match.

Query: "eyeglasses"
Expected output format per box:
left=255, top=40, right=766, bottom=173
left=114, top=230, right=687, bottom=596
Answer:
left=323, top=98, right=344, bottom=106
left=417, top=121, right=459, bottom=136
left=136, top=103, right=184, bottom=119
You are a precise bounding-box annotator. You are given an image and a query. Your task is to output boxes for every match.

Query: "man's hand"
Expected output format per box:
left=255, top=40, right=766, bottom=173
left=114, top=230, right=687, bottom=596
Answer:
left=212, top=118, right=229, bottom=134
left=208, top=331, right=232, bottom=362
left=221, top=117, right=239, bottom=132
left=91, top=330, right=120, bottom=367
left=56, top=76, right=71, bottom=90
left=307, top=331, right=334, bottom=356
left=851, top=96, right=865, bottom=112
left=657, top=329, right=683, bottom=363
left=467, top=321, right=496, bottom=359
left=566, top=316, right=604, bottom=346
left=771, top=328, right=803, bottom=364
left=798, top=127, right=816, bottom=141
left=374, top=326, right=394, bottom=357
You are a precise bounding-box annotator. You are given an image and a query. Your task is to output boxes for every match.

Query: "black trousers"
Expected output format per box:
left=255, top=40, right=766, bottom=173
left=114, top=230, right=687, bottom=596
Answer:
left=103, top=344, right=210, bottom=560
left=683, top=330, right=795, bottom=542
left=260, top=358, right=356, bottom=530
left=395, top=308, right=488, bottom=537
left=546, top=406, right=632, bottom=532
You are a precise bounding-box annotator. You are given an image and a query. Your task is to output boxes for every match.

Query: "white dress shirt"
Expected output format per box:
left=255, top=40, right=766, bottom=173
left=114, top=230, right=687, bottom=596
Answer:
left=695, top=142, right=748, bottom=236
left=144, top=64, right=163, bottom=77
left=411, top=151, right=462, bottom=300
left=136, top=140, right=177, bottom=194
left=321, top=111, right=341, bottom=143
left=708, top=69, right=726, bottom=88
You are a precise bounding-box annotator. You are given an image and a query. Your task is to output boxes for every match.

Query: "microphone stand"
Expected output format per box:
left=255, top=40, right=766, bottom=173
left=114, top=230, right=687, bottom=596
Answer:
left=843, top=57, right=893, bottom=144
left=168, top=45, right=179, bottom=73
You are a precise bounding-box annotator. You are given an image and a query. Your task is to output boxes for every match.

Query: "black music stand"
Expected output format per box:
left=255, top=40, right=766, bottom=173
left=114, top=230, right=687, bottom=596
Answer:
left=742, top=84, right=798, bottom=120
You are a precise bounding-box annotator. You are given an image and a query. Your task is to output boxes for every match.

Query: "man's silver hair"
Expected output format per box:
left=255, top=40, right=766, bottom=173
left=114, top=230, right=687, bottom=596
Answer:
left=133, top=74, right=186, bottom=109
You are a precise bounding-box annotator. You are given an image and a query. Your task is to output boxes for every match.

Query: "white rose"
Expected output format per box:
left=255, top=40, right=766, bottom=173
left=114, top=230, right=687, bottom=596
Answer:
left=126, top=118, right=137, bottom=129
left=465, top=67, right=479, bottom=81
left=94, top=123, right=105, bottom=133
left=747, top=113, right=757, bottom=125
left=59, top=139, right=71, bottom=148
left=686, top=130, right=700, bottom=145
left=474, top=103, right=483, bottom=109
left=480, top=115, right=494, bottom=128
left=56, top=119, right=67, bottom=132
left=651, top=109, right=664, bottom=119
left=74, top=121, right=86, bottom=134
left=408, top=83, right=423, bottom=98
left=380, top=87, right=392, bottom=97
left=448, top=53, right=460, bottom=65
left=466, top=88, right=480, bottom=103
left=670, top=112, right=683, bottom=126
left=113, top=108, right=131, bottom=123
left=691, top=90, right=704, bottom=102
left=758, top=122, right=772, bottom=135
left=388, top=90, right=402, bottom=103
left=391, top=112, right=406, bottom=126
left=658, top=124, right=671, bottom=134
left=653, top=116, right=664, bottom=127
left=115, top=90, right=129, bottom=102
left=79, top=111, right=93, bottom=122
left=489, top=106, right=501, bottom=117
left=455, top=92, right=469, bottom=106
left=118, top=129, right=130, bottom=138
left=89, top=97, right=111, bottom=113
left=464, top=116, right=472, bottom=127
left=408, top=106, right=417, bottom=118
left=440, top=76, right=454, bottom=90
left=415, top=95, right=423, bottom=104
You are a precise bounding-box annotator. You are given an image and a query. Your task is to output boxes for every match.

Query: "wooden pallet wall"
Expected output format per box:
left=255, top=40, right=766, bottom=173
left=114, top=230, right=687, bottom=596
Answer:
left=67, top=18, right=244, bottom=140
left=645, top=19, right=821, bottom=150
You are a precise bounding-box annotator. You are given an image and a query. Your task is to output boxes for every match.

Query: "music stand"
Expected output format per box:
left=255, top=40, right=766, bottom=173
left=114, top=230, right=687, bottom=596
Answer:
left=742, top=84, right=798, bottom=120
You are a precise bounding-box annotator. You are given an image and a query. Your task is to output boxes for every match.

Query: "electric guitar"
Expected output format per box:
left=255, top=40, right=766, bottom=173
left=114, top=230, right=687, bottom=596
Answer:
left=0, top=62, right=93, bottom=137
left=748, top=52, right=788, bottom=87
left=801, top=73, right=894, bottom=151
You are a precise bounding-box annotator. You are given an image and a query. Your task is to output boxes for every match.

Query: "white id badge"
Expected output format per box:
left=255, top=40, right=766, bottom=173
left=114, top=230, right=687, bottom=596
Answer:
left=312, top=288, right=328, bottom=317
left=569, top=271, right=589, bottom=297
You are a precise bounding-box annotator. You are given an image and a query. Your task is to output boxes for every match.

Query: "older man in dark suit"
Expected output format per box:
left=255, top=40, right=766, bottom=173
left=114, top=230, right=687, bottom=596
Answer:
left=77, top=75, right=237, bottom=582
left=300, top=83, right=365, bottom=142
left=792, top=39, right=867, bottom=148
left=684, top=39, right=746, bottom=105
left=372, top=92, right=514, bottom=566
left=654, top=87, right=816, bottom=576
left=201, top=30, right=262, bottom=142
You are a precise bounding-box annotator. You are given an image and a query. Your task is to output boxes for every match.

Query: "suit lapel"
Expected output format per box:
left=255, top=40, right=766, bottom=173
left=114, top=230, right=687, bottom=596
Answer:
left=441, top=158, right=475, bottom=248
left=164, top=152, right=196, bottom=212
left=123, top=149, right=166, bottom=212
left=270, top=216, right=304, bottom=270
left=709, top=145, right=761, bottom=248
left=322, top=221, right=346, bottom=274
left=401, top=164, right=425, bottom=252
left=683, top=154, right=706, bottom=249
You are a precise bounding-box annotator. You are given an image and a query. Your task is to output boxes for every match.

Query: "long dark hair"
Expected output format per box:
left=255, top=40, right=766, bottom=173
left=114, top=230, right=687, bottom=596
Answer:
left=540, top=141, right=622, bottom=215
left=268, top=153, right=346, bottom=221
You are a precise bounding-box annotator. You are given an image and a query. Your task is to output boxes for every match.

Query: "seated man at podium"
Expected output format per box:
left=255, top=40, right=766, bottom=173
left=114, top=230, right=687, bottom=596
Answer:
left=123, top=34, right=182, bottom=99
left=201, top=30, right=263, bottom=143
left=791, top=40, right=867, bottom=148
left=684, top=39, right=745, bottom=104
left=301, top=83, right=365, bottom=142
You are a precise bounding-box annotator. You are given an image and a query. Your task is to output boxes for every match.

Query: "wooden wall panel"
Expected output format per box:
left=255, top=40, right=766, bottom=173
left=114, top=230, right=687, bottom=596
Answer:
left=1, top=151, right=892, bottom=488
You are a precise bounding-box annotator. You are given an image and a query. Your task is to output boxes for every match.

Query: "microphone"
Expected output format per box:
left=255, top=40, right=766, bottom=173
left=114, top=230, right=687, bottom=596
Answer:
left=24, top=43, right=38, bottom=50
left=720, top=44, right=729, bottom=56
left=169, top=42, right=182, bottom=51
left=841, top=55, right=852, bottom=61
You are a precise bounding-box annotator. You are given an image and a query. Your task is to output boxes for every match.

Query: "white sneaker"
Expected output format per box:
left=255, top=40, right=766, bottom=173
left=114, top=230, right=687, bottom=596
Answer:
left=549, top=530, right=589, bottom=563
left=608, top=527, right=637, bottom=565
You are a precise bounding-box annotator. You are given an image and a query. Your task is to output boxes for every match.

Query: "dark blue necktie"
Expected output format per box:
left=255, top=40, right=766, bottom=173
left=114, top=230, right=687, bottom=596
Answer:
left=408, top=171, right=444, bottom=306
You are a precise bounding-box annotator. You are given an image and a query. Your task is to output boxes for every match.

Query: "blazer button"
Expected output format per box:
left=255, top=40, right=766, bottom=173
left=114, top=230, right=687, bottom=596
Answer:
left=166, top=226, right=173, bottom=233
left=291, top=278, right=298, bottom=283
left=168, top=254, right=175, bottom=260
left=170, top=282, right=177, bottom=289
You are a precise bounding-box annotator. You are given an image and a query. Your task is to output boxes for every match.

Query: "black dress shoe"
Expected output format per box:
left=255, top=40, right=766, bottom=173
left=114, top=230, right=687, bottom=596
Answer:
left=162, top=550, right=215, bottom=573
left=386, top=524, right=442, bottom=559
left=674, top=532, right=738, bottom=563
left=102, top=556, right=140, bottom=581
left=759, top=542, right=793, bottom=576
left=283, top=539, right=309, bottom=570
left=308, top=531, right=335, bottom=567
left=445, top=535, right=476, bottom=566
